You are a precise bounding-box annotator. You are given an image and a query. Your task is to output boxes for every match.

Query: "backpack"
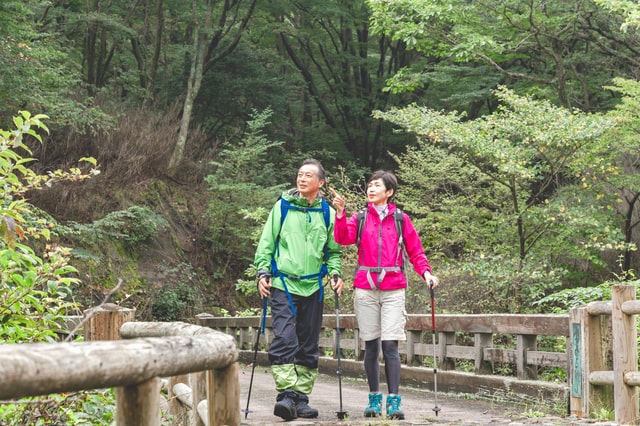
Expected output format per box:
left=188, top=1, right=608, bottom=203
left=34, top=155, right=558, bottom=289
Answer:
left=355, top=206, right=409, bottom=289
left=270, top=196, right=331, bottom=316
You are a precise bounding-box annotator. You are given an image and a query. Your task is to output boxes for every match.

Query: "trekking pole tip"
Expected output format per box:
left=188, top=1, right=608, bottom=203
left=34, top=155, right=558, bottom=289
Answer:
left=336, top=410, right=348, bottom=420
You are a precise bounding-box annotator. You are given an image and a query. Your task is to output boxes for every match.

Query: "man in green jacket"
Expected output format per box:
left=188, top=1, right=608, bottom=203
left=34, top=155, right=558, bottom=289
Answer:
left=255, top=158, right=344, bottom=421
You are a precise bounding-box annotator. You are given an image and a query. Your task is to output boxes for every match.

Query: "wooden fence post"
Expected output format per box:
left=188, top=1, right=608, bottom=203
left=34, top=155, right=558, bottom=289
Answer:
left=569, top=302, right=614, bottom=418
left=84, top=305, right=159, bottom=426
left=84, top=304, right=135, bottom=341
left=206, top=363, right=240, bottom=426
left=611, top=285, right=639, bottom=424
left=116, top=377, right=161, bottom=426
left=168, top=374, right=190, bottom=424
left=190, top=371, right=207, bottom=426
left=438, top=332, right=456, bottom=371
left=569, top=307, right=589, bottom=417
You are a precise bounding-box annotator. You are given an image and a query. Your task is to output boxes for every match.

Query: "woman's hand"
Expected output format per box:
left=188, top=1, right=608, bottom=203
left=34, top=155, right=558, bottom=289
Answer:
left=330, top=188, right=345, bottom=217
left=424, top=271, right=439, bottom=288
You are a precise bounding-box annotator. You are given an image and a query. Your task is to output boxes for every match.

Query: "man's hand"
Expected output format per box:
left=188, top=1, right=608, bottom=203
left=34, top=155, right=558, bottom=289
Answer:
left=257, top=274, right=272, bottom=297
left=331, top=274, right=344, bottom=296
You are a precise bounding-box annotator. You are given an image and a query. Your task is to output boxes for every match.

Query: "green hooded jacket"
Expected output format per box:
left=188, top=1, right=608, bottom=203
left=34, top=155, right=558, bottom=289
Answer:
left=254, top=190, right=342, bottom=297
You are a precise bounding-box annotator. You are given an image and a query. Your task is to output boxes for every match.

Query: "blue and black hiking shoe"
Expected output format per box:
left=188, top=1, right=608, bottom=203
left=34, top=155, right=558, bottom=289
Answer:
left=274, top=390, right=297, bottom=420
left=364, top=392, right=382, bottom=417
left=294, top=391, right=318, bottom=418
left=386, top=394, right=405, bottom=420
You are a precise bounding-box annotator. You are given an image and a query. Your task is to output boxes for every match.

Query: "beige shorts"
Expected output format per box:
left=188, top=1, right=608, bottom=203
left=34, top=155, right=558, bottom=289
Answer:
left=354, top=287, right=407, bottom=342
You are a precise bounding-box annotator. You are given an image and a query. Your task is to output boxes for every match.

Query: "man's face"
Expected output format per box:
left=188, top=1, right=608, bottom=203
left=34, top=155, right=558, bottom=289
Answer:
left=297, top=164, right=324, bottom=198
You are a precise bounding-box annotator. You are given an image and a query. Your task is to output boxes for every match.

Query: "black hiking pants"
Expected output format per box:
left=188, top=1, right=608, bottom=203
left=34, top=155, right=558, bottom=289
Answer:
left=268, top=288, right=323, bottom=368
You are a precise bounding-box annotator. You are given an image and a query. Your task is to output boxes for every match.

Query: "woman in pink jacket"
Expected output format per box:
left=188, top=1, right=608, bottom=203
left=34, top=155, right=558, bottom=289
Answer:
left=331, top=170, right=439, bottom=420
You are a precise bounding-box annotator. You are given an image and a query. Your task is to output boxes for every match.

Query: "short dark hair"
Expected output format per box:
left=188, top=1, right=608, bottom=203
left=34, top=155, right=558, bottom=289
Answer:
left=301, top=158, right=326, bottom=182
left=368, top=170, right=398, bottom=198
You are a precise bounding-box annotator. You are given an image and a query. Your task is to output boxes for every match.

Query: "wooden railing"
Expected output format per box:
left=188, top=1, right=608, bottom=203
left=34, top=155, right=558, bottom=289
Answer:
left=6, top=286, right=639, bottom=423
left=196, top=285, right=640, bottom=421
left=0, top=306, right=239, bottom=426
left=195, top=311, right=571, bottom=401
left=569, top=285, right=640, bottom=424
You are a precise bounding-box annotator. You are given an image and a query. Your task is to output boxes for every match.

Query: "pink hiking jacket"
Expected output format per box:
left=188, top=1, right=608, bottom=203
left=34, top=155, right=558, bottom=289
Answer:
left=334, top=202, right=432, bottom=291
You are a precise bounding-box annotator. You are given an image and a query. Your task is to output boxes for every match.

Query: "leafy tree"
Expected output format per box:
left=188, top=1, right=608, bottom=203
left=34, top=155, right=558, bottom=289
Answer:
left=378, top=87, right=620, bottom=311
left=367, top=0, right=639, bottom=113
left=599, top=78, right=640, bottom=274
left=0, top=2, right=112, bottom=133
left=0, top=111, right=98, bottom=343
left=594, top=0, right=640, bottom=31
left=167, top=0, right=258, bottom=174
left=268, top=0, right=422, bottom=168
left=204, top=108, right=287, bottom=305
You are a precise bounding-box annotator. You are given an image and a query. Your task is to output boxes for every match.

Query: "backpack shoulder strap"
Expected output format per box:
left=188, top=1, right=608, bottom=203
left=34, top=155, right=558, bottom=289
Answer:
left=320, top=198, right=331, bottom=229
left=279, top=197, right=290, bottom=227
left=356, top=206, right=367, bottom=246
left=394, top=208, right=404, bottom=246
left=279, top=197, right=330, bottom=229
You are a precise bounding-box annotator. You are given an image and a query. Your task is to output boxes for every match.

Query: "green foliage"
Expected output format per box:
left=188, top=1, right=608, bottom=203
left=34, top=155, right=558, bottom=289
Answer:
left=59, top=205, right=169, bottom=249
left=383, top=87, right=620, bottom=312
left=205, top=108, right=287, bottom=287
left=0, top=390, right=115, bottom=426
left=521, top=409, right=546, bottom=418
left=590, top=407, right=615, bottom=421
left=594, top=0, right=640, bottom=31
left=150, top=262, right=203, bottom=321
left=0, top=3, right=114, bottom=133
left=368, top=0, right=635, bottom=112
left=535, top=282, right=612, bottom=314
left=1, top=111, right=98, bottom=344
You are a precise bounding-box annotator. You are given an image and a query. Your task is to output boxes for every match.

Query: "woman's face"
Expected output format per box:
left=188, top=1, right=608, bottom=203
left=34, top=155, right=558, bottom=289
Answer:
left=367, top=178, right=393, bottom=206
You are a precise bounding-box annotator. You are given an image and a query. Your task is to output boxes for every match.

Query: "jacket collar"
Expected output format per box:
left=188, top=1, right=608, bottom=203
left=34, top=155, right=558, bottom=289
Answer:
left=283, top=189, right=323, bottom=207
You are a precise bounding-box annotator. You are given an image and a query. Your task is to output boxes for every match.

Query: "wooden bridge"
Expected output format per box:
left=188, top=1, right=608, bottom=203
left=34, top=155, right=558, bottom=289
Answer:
left=0, top=285, right=638, bottom=425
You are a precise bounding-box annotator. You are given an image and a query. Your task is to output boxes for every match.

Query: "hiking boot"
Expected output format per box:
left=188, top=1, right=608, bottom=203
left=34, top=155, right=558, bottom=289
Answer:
left=386, top=394, right=405, bottom=420
left=364, top=392, right=382, bottom=417
left=274, top=390, right=297, bottom=420
left=294, top=392, right=318, bottom=418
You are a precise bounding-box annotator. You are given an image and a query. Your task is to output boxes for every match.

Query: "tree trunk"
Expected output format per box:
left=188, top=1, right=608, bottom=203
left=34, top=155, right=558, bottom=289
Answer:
left=167, top=0, right=209, bottom=176
left=168, top=12, right=205, bottom=176
left=149, top=0, right=164, bottom=100
left=167, top=0, right=257, bottom=175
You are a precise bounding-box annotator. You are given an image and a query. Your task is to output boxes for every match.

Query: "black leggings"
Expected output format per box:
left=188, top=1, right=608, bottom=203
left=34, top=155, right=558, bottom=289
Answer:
left=364, top=338, right=400, bottom=394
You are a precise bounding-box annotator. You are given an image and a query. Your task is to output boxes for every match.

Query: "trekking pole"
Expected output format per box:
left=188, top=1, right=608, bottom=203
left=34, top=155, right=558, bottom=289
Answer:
left=429, top=280, right=441, bottom=416
left=333, top=275, right=348, bottom=420
left=243, top=292, right=269, bottom=419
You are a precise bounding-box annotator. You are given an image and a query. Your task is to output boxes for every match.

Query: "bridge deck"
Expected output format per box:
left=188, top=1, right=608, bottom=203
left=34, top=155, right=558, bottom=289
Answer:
left=238, top=363, right=583, bottom=425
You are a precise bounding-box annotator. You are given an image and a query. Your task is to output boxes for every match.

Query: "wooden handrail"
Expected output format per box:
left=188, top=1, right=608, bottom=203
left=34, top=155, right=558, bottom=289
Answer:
left=0, top=309, right=239, bottom=426
left=199, top=313, right=570, bottom=371
left=0, top=335, right=236, bottom=400
left=196, top=311, right=570, bottom=400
